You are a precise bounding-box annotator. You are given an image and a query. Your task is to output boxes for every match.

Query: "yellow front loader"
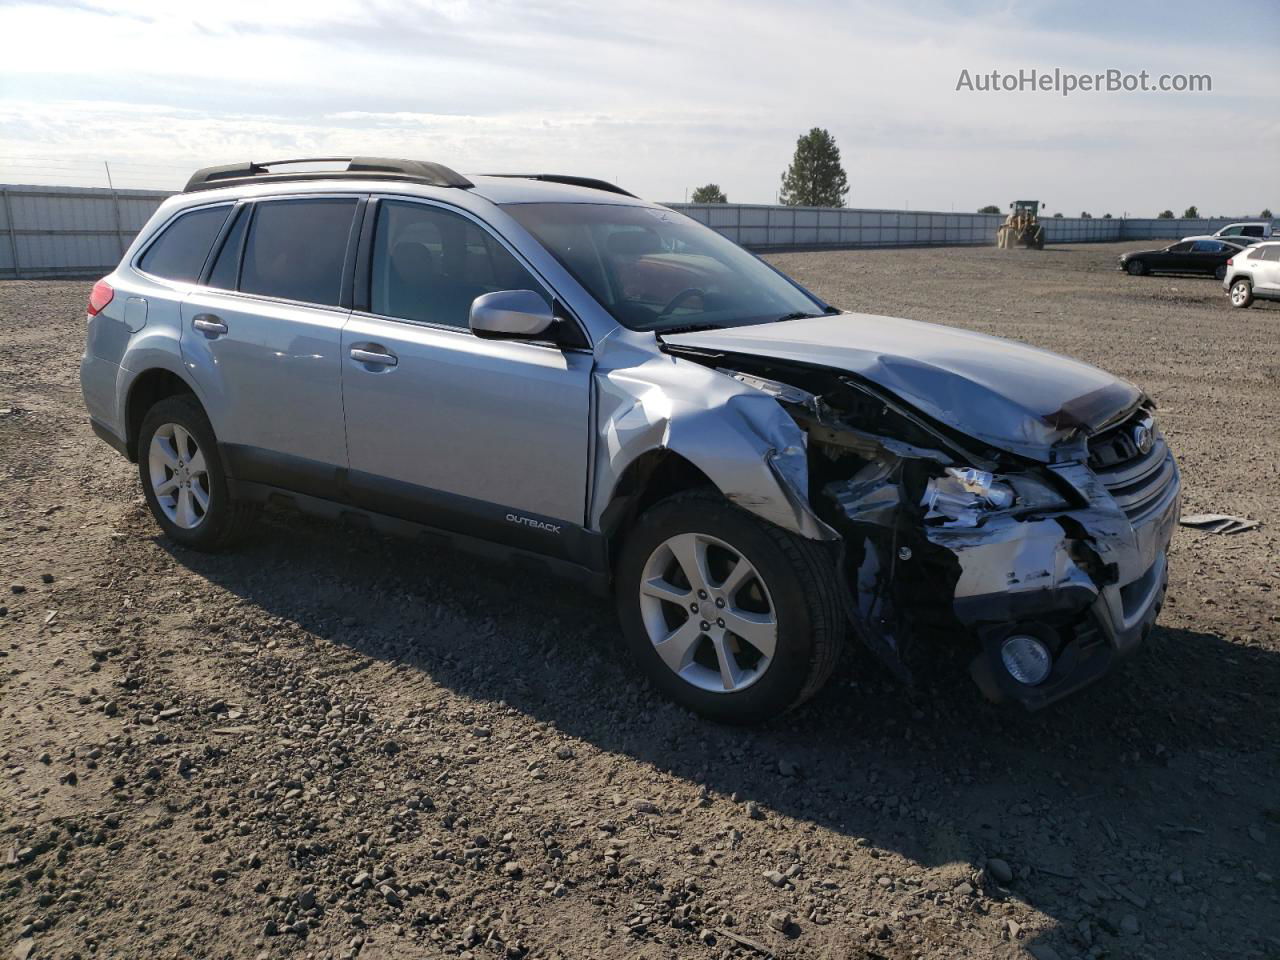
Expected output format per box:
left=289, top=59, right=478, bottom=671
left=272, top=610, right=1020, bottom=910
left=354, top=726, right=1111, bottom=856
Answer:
left=996, top=200, right=1046, bottom=249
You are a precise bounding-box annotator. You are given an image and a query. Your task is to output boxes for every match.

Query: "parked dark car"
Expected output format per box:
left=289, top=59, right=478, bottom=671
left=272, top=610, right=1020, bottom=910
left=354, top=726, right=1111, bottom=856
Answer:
left=1120, top=239, right=1240, bottom=279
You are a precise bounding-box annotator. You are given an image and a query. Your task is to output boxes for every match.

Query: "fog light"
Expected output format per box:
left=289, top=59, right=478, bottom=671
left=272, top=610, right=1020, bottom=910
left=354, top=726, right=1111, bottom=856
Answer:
left=1000, top=635, right=1052, bottom=686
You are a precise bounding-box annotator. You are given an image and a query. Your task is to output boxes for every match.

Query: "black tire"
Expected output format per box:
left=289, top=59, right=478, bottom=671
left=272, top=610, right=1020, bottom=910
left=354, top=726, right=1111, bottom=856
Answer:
left=137, top=394, right=256, bottom=551
left=1214, top=264, right=1227, bottom=281
left=1126, top=259, right=1146, bottom=276
left=614, top=490, right=844, bottom=724
left=1229, top=278, right=1253, bottom=308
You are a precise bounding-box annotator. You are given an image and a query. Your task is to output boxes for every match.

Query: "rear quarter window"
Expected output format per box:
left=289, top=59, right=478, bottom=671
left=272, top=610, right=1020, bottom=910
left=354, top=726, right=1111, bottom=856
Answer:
left=137, top=206, right=232, bottom=283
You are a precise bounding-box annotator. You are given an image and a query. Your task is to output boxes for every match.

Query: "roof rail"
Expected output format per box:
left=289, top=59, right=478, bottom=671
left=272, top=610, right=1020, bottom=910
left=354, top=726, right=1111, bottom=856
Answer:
left=479, top=174, right=637, bottom=198
left=183, top=157, right=474, bottom=193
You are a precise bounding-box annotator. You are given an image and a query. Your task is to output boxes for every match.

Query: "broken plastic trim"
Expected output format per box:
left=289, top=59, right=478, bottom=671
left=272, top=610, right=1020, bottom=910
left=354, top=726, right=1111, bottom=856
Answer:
left=676, top=350, right=1133, bottom=693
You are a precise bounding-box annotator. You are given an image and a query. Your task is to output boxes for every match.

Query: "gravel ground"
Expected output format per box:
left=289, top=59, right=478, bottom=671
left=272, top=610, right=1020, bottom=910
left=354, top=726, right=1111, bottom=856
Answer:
left=1, top=241, right=1278, bottom=960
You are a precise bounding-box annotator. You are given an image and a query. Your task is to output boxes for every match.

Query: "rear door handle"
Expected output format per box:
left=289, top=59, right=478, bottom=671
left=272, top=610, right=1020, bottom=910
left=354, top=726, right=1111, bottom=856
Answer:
left=192, top=314, right=228, bottom=336
left=350, top=346, right=398, bottom=367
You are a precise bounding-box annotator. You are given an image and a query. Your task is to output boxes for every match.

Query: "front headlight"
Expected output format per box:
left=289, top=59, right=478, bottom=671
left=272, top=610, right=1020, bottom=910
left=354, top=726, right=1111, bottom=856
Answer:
left=921, top=467, right=1068, bottom=527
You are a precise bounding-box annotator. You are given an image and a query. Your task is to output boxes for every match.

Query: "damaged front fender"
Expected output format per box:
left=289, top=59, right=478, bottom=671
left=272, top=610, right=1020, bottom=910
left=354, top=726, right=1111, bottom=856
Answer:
left=589, top=346, right=837, bottom=541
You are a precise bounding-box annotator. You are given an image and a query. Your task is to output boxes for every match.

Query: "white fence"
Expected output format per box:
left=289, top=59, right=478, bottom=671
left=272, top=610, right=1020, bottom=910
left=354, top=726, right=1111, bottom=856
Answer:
left=0, top=183, right=1268, bottom=279
left=0, top=184, right=170, bottom=279
left=665, top=204, right=1262, bottom=249
left=1118, top=218, right=1262, bottom=241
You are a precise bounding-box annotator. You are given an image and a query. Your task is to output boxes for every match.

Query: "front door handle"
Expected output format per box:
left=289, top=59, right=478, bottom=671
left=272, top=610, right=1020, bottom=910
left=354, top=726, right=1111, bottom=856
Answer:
left=192, top=314, right=228, bottom=336
left=350, top=346, right=398, bottom=367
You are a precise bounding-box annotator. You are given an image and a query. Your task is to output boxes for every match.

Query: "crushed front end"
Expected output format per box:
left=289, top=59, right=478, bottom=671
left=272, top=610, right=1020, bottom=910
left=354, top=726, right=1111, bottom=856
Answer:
left=698, top=357, right=1181, bottom=710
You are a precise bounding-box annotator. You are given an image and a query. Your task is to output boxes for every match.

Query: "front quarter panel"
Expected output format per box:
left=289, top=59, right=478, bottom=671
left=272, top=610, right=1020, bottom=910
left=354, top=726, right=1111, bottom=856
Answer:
left=589, top=331, right=835, bottom=540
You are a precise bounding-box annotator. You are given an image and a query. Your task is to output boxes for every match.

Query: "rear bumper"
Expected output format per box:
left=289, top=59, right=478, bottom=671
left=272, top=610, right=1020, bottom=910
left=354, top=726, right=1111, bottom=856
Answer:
left=929, top=458, right=1180, bottom=710
left=80, top=352, right=124, bottom=447
left=90, top=418, right=130, bottom=459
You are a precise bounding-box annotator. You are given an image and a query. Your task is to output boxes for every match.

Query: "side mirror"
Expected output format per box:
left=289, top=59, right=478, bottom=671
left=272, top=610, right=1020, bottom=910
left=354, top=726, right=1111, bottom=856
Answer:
left=470, top=290, right=554, bottom=340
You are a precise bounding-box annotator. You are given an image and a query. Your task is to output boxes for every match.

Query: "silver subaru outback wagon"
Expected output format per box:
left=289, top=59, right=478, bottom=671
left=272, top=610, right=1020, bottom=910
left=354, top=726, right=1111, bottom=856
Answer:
left=80, top=157, right=1181, bottom=723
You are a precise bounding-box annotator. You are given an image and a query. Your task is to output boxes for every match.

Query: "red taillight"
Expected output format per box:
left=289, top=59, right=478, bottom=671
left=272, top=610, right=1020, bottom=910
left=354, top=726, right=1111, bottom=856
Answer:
left=87, top=279, right=114, bottom=317
left=1226, top=257, right=1234, bottom=266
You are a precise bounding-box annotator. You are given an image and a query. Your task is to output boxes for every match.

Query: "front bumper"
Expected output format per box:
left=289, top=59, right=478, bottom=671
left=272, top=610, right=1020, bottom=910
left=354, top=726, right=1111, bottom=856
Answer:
left=926, top=454, right=1181, bottom=709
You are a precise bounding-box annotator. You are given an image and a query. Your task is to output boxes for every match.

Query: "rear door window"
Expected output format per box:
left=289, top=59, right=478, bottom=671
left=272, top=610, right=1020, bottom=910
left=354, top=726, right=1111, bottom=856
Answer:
left=138, top=206, right=232, bottom=282
left=1241, top=225, right=1264, bottom=237
left=240, top=198, right=358, bottom=306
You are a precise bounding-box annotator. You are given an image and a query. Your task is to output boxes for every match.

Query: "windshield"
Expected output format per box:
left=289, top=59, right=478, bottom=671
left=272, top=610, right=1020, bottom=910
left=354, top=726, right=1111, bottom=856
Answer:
left=502, top=202, right=826, bottom=332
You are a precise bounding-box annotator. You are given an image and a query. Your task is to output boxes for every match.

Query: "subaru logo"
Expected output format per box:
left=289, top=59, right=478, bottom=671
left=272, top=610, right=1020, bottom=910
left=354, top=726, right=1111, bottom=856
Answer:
left=1132, top=421, right=1154, bottom=455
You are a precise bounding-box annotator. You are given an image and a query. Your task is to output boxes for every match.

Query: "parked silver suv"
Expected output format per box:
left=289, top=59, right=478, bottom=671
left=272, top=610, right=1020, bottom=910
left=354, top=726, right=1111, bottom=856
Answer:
left=80, top=157, right=1181, bottom=722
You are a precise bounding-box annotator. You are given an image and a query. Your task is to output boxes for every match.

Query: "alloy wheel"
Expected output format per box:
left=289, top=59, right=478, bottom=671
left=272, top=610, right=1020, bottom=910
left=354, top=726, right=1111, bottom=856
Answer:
left=637, top=532, right=777, bottom=693
left=148, top=422, right=210, bottom=529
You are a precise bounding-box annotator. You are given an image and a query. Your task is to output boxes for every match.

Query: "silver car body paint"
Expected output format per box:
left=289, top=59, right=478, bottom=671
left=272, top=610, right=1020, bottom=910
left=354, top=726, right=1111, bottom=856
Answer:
left=586, top=328, right=835, bottom=539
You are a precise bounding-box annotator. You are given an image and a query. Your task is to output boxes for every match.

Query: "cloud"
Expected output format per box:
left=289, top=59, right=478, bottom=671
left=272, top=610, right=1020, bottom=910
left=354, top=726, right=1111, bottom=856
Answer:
left=1, top=0, right=1277, bottom=212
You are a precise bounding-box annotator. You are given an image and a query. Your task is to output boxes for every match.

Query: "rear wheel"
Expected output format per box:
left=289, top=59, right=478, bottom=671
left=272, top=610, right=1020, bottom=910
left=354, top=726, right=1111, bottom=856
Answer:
left=1214, top=264, right=1228, bottom=281
left=1126, top=259, right=1146, bottom=276
left=1229, top=278, right=1253, bottom=308
left=615, top=490, right=843, bottom=723
left=138, top=395, right=256, bottom=550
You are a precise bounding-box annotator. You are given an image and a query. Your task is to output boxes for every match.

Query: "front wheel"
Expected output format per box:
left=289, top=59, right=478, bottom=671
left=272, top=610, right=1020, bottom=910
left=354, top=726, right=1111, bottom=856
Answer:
left=1126, top=259, right=1146, bottom=276
left=614, top=491, right=843, bottom=723
left=1229, top=278, right=1253, bottom=308
left=138, top=394, right=256, bottom=550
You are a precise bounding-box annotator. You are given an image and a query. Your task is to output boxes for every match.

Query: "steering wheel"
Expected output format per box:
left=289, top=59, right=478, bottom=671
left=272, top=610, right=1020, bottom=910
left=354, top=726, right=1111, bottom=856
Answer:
left=656, top=287, right=706, bottom=319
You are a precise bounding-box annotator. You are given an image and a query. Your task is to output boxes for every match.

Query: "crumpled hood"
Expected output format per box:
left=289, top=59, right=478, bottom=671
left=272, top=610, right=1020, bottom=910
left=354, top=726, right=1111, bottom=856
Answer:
left=662, top=313, right=1143, bottom=460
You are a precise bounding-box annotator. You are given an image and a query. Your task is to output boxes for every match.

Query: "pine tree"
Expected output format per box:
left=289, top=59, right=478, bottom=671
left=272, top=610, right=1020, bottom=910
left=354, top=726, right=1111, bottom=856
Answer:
left=691, top=184, right=727, bottom=203
left=779, top=128, right=849, bottom=207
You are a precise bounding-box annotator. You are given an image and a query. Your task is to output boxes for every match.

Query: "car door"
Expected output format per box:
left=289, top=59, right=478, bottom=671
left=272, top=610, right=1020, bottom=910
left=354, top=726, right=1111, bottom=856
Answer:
left=1187, top=240, right=1224, bottom=274
left=340, top=197, right=595, bottom=563
left=1156, top=241, right=1191, bottom=272
left=180, top=195, right=363, bottom=499
left=1257, top=246, right=1280, bottom=294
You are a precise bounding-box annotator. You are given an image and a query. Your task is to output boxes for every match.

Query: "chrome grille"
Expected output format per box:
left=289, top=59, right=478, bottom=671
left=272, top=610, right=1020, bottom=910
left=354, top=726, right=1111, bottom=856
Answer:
left=1089, top=412, right=1177, bottom=522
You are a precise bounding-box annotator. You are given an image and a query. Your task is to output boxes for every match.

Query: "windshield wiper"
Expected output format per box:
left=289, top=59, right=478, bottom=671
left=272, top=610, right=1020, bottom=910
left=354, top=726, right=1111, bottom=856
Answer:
left=656, top=322, right=722, bottom=335
left=774, top=306, right=842, bottom=322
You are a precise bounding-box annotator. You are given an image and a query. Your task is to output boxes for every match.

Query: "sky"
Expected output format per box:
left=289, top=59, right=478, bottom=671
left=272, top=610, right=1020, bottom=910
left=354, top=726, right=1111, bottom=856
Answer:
left=1, top=0, right=1277, bottom=215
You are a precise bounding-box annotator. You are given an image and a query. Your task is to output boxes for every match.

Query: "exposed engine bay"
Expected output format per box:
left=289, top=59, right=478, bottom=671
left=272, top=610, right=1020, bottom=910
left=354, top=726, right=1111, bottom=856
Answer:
left=662, top=344, right=1181, bottom=709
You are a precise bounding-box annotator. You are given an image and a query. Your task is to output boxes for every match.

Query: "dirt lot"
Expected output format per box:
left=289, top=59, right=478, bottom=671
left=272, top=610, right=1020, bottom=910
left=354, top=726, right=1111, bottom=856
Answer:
left=2, top=241, right=1278, bottom=960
